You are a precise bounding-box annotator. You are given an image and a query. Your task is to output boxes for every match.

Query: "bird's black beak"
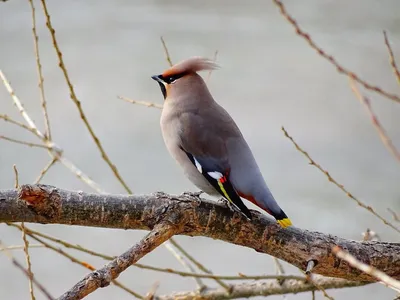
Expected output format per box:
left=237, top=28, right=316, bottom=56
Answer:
left=151, top=74, right=164, bottom=83
left=151, top=74, right=167, bottom=99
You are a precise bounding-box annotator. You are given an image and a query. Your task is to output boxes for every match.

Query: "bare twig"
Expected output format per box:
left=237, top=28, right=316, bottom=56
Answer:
left=272, top=0, right=400, bottom=104
left=383, top=31, right=400, bottom=86
left=59, top=223, right=177, bottom=300
left=118, top=95, right=163, bottom=109
left=282, top=127, right=400, bottom=234
left=1, top=69, right=105, bottom=192
left=0, top=241, right=53, bottom=300
left=350, top=79, right=400, bottom=162
left=306, top=274, right=334, bottom=300
left=40, top=0, right=132, bottom=194
left=160, top=36, right=173, bottom=67
left=0, top=114, right=39, bottom=136
left=7, top=225, right=306, bottom=282
left=1, top=135, right=50, bottom=150
left=8, top=223, right=143, bottom=299
left=34, top=157, right=58, bottom=184
left=388, top=208, right=400, bottom=223
left=206, top=50, right=219, bottom=82
left=0, top=244, right=43, bottom=251
left=157, top=277, right=366, bottom=300
left=21, top=222, right=36, bottom=300
left=0, top=71, right=44, bottom=138
left=169, top=238, right=230, bottom=290
left=333, top=246, right=400, bottom=292
left=28, top=0, right=51, bottom=140
left=164, top=242, right=206, bottom=291
left=13, top=164, right=19, bottom=188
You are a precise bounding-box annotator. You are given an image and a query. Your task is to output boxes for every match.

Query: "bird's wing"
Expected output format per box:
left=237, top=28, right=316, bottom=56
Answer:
left=178, top=111, right=252, bottom=219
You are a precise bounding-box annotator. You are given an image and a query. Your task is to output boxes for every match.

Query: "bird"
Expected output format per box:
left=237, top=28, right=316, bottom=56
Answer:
left=151, top=57, right=292, bottom=228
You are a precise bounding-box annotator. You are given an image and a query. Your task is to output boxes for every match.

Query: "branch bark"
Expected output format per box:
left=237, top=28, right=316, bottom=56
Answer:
left=1, top=184, right=399, bottom=283
left=59, top=223, right=177, bottom=300
left=157, top=276, right=367, bottom=300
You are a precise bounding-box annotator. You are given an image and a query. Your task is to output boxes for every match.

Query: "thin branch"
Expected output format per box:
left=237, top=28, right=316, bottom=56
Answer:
left=272, top=0, right=400, bottom=104
left=13, top=164, right=19, bottom=189
left=59, top=223, right=177, bottom=300
left=168, top=238, right=230, bottom=290
left=0, top=70, right=45, bottom=138
left=21, top=222, right=36, bottom=300
left=350, top=79, right=400, bottom=162
left=2, top=185, right=399, bottom=282
left=118, top=95, right=163, bottom=109
left=0, top=241, right=54, bottom=300
left=0, top=244, right=43, bottom=251
left=306, top=274, right=334, bottom=300
left=206, top=50, right=219, bottom=82
left=0, top=114, right=40, bottom=136
left=8, top=225, right=306, bottom=282
left=0, top=71, right=104, bottom=192
left=282, top=127, right=400, bottom=234
left=383, top=31, right=400, bottom=86
left=333, top=246, right=400, bottom=292
left=28, top=0, right=51, bottom=140
left=157, top=277, right=366, bottom=300
left=34, top=157, right=57, bottom=184
left=164, top=242, right=206, bottom=291
left=388, top=208, right=399, bottom=223
left=40, top=0, right=132, bottom=194
left=160, top=36, right=173, bottom=67
left=8, top=223, right=144, bottom=299
left=0, top=135, right=50, bottom=150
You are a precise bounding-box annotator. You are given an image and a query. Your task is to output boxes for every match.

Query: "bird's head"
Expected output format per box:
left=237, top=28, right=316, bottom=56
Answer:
left=151, top=57, right=219, bottom=100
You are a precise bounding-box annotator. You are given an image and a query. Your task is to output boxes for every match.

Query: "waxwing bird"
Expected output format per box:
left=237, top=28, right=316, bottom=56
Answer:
left=151, top=57, right=292, bottom=228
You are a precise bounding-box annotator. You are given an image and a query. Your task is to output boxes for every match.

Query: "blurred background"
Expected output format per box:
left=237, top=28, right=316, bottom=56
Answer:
left=1, top=0, right=399, bottom=299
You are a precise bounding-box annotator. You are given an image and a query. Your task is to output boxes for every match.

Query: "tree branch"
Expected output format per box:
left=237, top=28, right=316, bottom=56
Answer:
left=157, top=276, right=367, bottom=300
left=1, top=184, right=399, bottom=283
left=59, top=223, right=177, bottom=300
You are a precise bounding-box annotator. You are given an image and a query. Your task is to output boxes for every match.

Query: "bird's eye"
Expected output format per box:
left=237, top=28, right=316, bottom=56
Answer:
left=167, top=76, right=177, bottom=84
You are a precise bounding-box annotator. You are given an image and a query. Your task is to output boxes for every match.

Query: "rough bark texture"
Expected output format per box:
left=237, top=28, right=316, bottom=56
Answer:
left=1, top=184, right=399, bottom=282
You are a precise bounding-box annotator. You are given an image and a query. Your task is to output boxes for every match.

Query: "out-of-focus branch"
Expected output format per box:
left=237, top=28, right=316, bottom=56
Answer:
left=350, top=79, right=400, bottom=162
left=118, top=95, right=163, bottom=109
left=59, top=223, right=177, bottom=300
left=28, top=0, right=51, bottom=140
left=282, top=127, right=400, bottom=234
left=40, top=0, right=132, bottom=194
left=0, top=241, right=54, bottom=300
left=333, top=246, right=400, bottom=293
left=383, top=31, right=400, bottom=86
left=272, top=0, right=400, bottom=104
left=156, top=277, right=367, bottom=300
left=1, top=184, right=399, bottom=283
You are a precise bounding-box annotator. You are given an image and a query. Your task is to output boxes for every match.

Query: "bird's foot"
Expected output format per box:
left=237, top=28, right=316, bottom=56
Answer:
left=181, top=191, right=203, bottom=203
left=218, top=197, right=240, bottom=214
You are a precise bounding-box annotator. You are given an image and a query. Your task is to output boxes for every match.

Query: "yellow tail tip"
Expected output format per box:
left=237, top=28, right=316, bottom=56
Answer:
left=277, top=218, right=292, bottom=228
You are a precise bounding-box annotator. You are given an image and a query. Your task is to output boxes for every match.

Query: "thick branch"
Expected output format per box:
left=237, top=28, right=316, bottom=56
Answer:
left=1, top=184, right=399, bottom=282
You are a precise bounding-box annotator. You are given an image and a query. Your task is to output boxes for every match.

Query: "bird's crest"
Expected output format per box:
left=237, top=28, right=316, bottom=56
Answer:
left=162, top=57, right=219, bottom=77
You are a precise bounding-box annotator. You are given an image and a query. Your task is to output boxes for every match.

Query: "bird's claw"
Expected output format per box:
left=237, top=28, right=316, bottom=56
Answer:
left=218, top=198, right=238, bottom=213
left=181, top=191, right=203, bottom=203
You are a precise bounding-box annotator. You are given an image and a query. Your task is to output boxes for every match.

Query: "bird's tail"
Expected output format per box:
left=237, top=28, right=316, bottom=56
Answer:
left=274, top=210, right=292, bottom=228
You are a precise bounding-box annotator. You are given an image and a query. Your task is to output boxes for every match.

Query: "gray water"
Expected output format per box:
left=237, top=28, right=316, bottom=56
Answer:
left=1, top=1, right=399, bottom=299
